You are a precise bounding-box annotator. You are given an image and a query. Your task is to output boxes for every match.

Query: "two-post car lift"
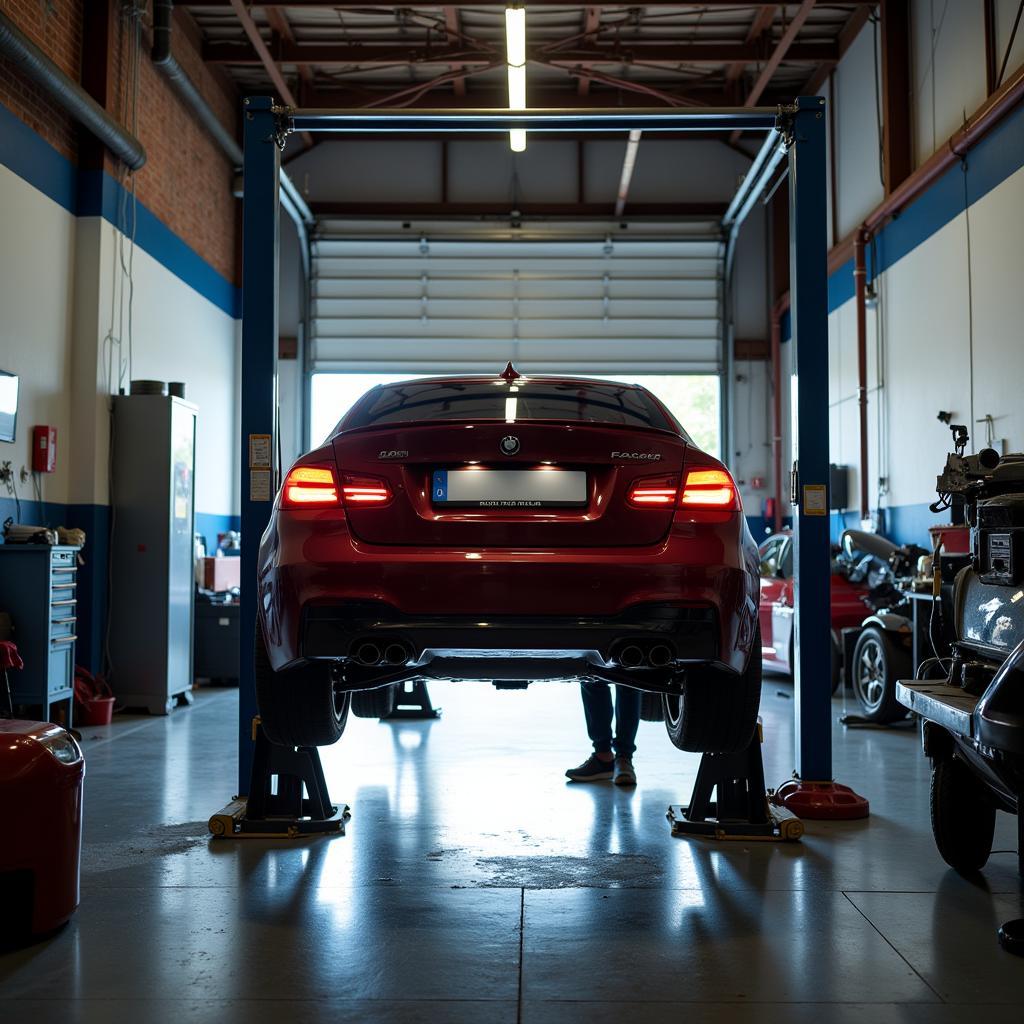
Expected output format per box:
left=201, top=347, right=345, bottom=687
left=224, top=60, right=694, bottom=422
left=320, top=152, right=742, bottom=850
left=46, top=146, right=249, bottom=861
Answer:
left=223, top=96, right=861, bottom=836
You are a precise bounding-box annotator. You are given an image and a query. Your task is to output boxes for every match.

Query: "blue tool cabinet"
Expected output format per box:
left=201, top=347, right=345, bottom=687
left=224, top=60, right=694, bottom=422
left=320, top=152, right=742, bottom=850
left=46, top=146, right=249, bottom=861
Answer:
left=0, top=544, right=80, bottom=726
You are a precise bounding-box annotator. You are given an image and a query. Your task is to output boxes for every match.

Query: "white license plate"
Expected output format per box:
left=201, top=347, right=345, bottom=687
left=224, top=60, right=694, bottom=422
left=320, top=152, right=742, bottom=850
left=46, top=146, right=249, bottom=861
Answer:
left=431, top=469, right=587, bottom=508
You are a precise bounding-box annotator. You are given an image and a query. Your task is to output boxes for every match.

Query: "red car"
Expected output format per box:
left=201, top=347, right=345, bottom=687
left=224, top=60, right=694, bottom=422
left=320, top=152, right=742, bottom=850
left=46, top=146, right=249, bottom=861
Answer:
left=757, top=530, right=871, bottom=690
left=255, top=368, right=762, bottom=753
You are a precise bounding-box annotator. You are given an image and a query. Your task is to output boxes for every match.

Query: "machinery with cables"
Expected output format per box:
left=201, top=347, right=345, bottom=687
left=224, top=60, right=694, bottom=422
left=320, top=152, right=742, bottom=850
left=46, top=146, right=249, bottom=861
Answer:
left=897, top=426, right=1024, bottom=954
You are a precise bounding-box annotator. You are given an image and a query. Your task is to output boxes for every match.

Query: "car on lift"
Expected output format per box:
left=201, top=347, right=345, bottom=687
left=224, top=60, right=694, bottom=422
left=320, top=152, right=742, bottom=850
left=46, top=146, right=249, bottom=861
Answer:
left=756, top=529, right=872, bottom=692
left=254, top=366, right=763, bottom=755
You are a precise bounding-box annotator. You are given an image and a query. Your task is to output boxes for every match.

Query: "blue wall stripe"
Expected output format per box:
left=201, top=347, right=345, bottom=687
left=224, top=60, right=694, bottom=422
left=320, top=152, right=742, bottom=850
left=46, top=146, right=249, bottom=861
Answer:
left=0, top=102, right=78, bottom=213
left=0, top=101, right=241, bottom=319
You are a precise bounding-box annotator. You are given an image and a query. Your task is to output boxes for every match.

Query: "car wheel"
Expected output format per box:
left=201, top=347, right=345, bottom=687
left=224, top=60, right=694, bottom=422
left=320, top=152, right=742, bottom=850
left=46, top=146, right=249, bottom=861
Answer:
left=639, top=689, right=664, bottom=723
left=662, top=625, right=762, bottom=753
left=253, top=620, right=351, bottom=747
left=351, top=684, right=399, bottom=719
left=930, top=755, right=996, bottom=873
left=851, top=626, right=909, bottom=722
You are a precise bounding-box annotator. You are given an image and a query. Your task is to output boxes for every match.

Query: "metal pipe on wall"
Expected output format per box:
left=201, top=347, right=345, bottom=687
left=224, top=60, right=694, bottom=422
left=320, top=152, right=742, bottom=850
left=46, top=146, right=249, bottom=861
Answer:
left=853, top=230, right=869, bottom=521
left=152, top=0, right=243, bottom=166
left=0, top=11, right=146, bottom=170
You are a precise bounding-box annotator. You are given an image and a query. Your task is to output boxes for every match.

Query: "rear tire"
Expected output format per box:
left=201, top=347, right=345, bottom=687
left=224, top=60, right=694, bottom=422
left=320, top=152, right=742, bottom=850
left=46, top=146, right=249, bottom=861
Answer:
left=254, top=621, right=351, bottom=747
left=351, top=684, right=399, bottom=719
left=851, top=626, right=909, bottom=723
left=662, top=626, right=762, bottom=753
left=930, top=755, right=996, bottom=873
left=639, top=689, right=664, bottom=723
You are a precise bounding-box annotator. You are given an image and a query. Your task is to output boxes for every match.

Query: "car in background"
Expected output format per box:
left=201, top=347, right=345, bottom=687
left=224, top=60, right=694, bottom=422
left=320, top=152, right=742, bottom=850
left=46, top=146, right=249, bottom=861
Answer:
left=255, top=367, right=763, bottom=755
left=757, top=530, right=872, bottom=692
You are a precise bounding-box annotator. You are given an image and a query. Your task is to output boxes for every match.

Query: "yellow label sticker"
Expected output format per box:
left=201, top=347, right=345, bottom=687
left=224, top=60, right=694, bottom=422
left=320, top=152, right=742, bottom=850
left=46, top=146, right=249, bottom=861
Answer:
left=802, top=483, right=827, bottom=516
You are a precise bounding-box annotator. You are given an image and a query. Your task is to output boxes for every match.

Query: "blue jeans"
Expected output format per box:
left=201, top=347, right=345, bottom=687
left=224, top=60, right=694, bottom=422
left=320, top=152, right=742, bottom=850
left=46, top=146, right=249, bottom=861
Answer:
left=580, top=682, right=641, bottom=757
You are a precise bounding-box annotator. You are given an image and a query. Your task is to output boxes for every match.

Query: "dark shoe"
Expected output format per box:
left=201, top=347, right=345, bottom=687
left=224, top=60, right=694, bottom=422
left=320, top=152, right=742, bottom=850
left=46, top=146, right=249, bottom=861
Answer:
left=565, top=754, right=614, bottom=782
left=613, top=757, right=637, bottom=786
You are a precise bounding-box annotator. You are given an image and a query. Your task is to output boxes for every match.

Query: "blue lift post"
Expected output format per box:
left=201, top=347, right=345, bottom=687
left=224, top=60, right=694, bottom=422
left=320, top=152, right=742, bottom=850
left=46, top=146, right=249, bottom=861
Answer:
left=235, top=98, right=862, bottom=814
left=238, top=96, right=280, bottom=793
left=788, top=98, right=832, bottom=780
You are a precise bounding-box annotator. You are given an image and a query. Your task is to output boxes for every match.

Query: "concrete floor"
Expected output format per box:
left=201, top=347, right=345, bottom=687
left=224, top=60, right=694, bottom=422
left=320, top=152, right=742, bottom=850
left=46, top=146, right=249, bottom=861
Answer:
left=1, top=677, right=1022, bottom=1022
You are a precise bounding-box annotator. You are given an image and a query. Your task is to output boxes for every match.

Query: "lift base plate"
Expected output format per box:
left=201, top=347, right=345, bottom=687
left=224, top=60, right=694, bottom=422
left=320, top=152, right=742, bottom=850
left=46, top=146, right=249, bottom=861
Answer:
left=667, top=724, right=804, bottom=842
left=771, top=778, right=870, bottom=820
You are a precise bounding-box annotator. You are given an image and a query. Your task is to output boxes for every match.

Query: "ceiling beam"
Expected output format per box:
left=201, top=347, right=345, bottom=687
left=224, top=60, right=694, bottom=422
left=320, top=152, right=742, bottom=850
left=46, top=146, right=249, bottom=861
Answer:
left=203, top=40, right=838, bottom=67
left=308, top=200, right=728, bottom=218
left=442, top=7, right=466, bottom=97
left=301, top=86, right=737, bottom=110
left=578, top=7, right=601, bottom=96
left=264, top=6, right=312, bottom=87
left=725, top=6, right=775, bottom=84
left=879, top=0, right=912, bottom=193
left=729, top=0, right=816, bottom=141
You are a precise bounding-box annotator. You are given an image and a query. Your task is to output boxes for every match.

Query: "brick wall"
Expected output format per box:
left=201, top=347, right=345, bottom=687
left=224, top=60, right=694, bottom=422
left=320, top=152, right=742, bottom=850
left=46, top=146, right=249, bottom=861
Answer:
left=0, top=1, right=239, bottom=285
left=0, top=0, right=82, bottom=162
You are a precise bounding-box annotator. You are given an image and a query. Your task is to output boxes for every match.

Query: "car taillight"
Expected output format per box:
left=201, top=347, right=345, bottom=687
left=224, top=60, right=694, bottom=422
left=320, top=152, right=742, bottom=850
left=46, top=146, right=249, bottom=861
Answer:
left=341, top=475, right=392, bottom=505
left=679, top=468, right=739, bottom=510
left=627, top=476, right=679, bottom=507
left=282, top=465, right=340, bottom=508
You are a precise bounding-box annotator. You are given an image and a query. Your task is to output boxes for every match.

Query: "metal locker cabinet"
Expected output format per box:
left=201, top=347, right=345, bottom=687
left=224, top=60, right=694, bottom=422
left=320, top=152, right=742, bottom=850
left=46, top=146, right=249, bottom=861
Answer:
left=109, top=395, right=197, bottom=714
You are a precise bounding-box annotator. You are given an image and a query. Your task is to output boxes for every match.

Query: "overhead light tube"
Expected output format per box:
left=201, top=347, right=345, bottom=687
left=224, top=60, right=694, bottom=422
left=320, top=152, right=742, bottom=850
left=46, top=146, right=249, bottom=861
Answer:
left=505, top=7, right=526, bottom=153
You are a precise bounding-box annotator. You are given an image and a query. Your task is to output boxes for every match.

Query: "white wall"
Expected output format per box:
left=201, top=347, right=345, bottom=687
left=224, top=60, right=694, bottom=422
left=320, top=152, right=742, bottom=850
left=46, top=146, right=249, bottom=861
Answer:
left=0, top=163, right=77, bottom=508
left=0, top=162, right=240, bottom=521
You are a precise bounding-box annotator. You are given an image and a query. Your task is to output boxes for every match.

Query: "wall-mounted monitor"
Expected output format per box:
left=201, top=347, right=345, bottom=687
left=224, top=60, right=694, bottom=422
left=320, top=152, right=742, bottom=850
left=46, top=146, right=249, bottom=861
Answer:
left=0, top=370, right=19, bottom=443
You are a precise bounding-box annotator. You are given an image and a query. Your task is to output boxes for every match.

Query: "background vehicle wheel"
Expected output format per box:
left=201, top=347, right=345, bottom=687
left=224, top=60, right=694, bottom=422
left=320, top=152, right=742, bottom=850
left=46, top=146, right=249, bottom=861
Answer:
left=830, top=632, right=843, bottom=695
left=851, top=626, right=909, bottom=722
left=930, top=755, right=996, bottom=873
left=662, top=626, right=762, bottom=753
left=254, top=621, right=351, bottom=747
left=351, top=684, right=399, bottom=719
left=639, top=689, right=664, bottom=723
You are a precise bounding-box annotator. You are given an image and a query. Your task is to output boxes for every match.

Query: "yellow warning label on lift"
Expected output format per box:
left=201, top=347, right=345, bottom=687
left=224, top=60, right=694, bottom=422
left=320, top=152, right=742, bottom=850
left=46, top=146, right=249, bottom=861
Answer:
left=802, top=483, right=827, bottom=516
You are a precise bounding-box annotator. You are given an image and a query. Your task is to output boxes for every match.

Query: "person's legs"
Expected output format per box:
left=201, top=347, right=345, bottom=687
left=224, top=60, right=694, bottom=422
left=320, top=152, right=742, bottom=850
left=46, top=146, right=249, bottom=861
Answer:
left=612, top=685, right=641, bottom=758
left=580, top=681, right=615, bottom=758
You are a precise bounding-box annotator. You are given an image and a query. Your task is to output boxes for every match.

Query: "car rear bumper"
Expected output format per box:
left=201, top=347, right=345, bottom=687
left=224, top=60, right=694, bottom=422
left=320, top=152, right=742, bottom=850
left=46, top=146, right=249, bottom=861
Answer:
left=258, top=513, right=759, bottom=676
left=304, top=600, right=717, bottom=661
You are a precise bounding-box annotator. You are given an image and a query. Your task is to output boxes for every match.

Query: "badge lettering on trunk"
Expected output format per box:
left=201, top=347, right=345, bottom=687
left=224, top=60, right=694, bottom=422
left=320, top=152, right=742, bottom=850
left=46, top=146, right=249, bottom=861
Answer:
left=500, top=436, right=520, bottom=456
left=378, top=450, right=408, bottom=459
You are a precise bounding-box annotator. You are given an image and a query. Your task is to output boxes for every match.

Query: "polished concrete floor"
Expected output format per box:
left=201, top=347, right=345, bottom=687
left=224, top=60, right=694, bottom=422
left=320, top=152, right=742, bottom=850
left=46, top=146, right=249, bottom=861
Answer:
left=1, top=676, right=1022, bottom=1022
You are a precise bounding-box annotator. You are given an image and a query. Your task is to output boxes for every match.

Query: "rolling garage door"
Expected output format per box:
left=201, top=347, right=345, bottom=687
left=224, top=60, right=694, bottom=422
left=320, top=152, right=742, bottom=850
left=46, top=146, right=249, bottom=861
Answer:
left=310, top=219, right=724, bottom=376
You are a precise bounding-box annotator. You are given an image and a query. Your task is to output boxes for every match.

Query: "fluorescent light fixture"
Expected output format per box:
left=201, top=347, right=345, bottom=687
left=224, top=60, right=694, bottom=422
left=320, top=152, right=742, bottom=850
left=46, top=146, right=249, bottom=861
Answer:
left=505, top=396, right=518, bottom=422
left=505, top=7, right=526, bottom=153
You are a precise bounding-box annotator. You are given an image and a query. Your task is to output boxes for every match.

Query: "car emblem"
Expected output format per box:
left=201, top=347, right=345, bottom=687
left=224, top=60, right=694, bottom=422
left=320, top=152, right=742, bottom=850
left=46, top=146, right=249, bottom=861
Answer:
left=500, top=435, right=520, bottom=456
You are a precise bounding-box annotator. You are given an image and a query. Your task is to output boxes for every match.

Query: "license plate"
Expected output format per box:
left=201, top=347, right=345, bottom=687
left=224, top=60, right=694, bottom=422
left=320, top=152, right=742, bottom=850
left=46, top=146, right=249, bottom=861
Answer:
left=431, top=469, right=587, bottom=508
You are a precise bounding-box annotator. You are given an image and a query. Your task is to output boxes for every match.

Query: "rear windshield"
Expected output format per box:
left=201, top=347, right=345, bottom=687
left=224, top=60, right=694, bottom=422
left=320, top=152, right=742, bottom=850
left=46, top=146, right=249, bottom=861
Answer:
left=346, top=380, right=674, bottom=431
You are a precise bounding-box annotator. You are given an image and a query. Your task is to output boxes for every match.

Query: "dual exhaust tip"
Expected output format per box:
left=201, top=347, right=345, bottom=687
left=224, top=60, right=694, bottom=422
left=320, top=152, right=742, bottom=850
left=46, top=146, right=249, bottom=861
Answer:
left=616, top=642, right=674, bottom=670
left=352, top=639, right=413, bottom=668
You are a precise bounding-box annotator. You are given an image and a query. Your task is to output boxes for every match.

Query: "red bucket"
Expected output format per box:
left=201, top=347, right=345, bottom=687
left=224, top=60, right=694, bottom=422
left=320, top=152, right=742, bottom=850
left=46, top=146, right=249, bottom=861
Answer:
left=78, top=696, right=115, bottom=726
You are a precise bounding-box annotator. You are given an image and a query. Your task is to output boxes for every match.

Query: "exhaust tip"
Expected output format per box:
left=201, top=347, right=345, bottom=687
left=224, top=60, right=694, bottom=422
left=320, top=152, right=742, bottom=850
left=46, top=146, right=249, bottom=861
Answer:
left=618, top=644, right=644, bottom=669
left=649, top=644, right=674, bottom=668
left=353, top=641, right=382, bottom=667
left=383, top=642, right=410, bottom=666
